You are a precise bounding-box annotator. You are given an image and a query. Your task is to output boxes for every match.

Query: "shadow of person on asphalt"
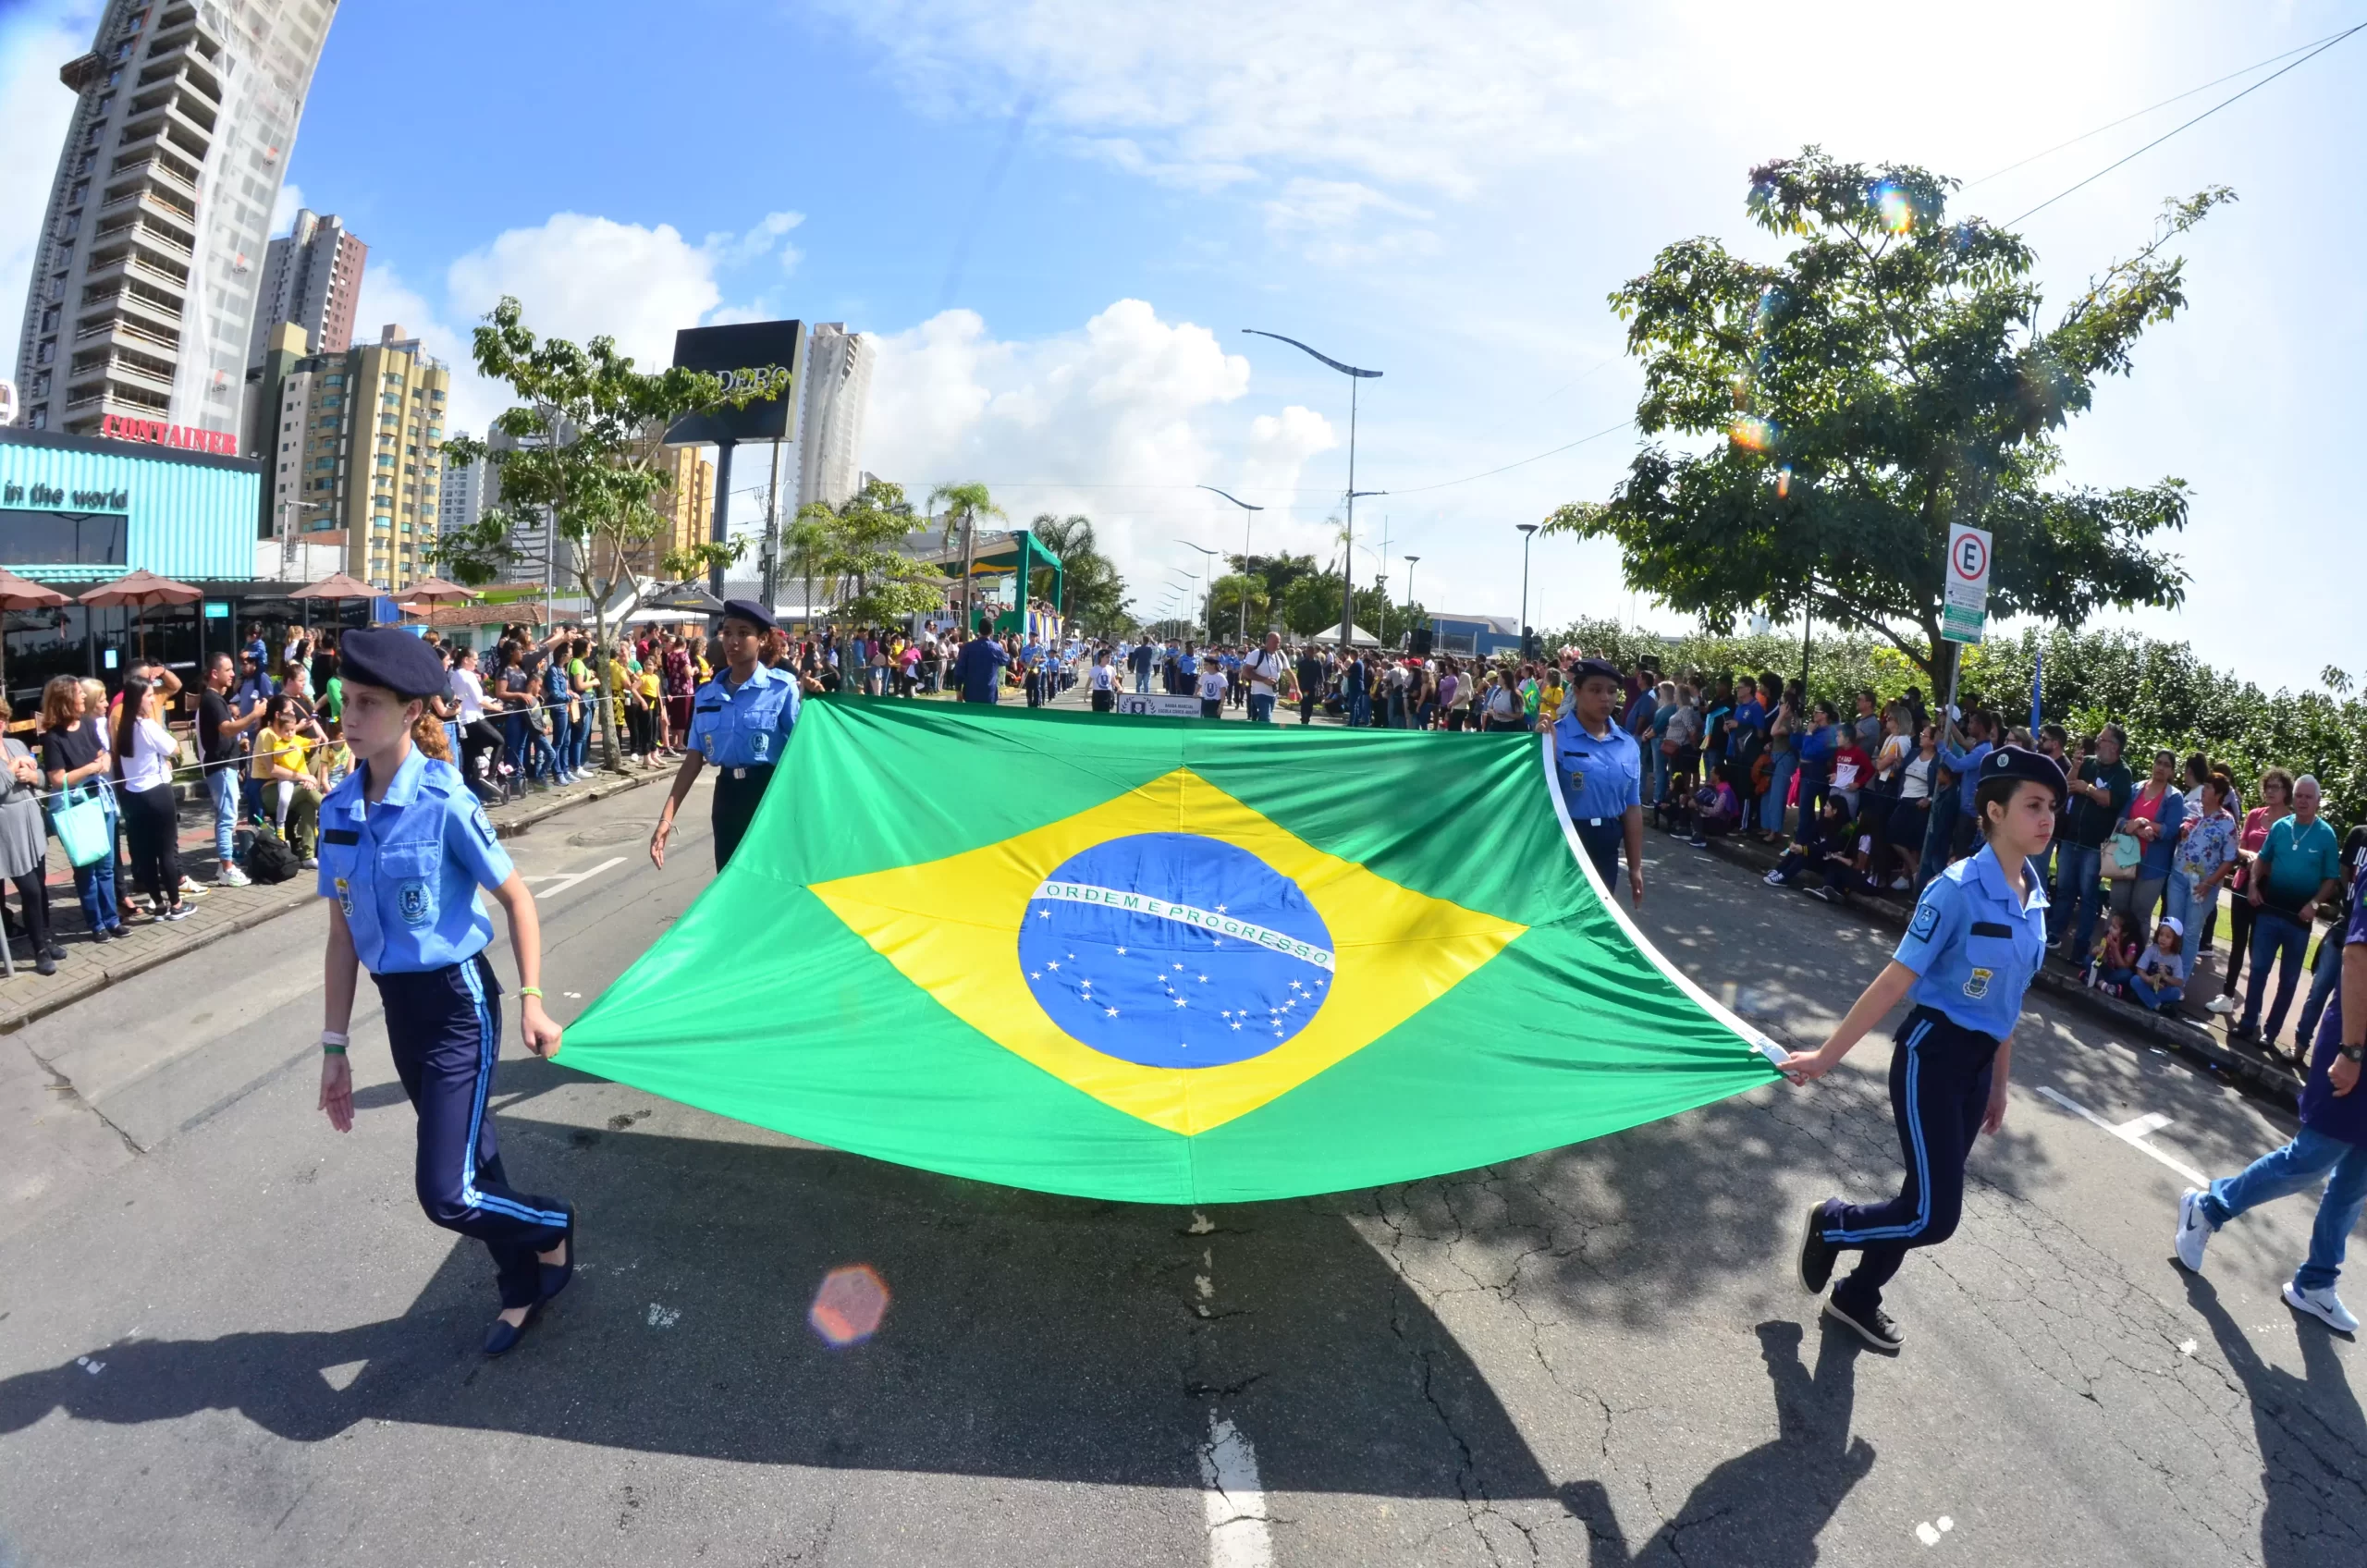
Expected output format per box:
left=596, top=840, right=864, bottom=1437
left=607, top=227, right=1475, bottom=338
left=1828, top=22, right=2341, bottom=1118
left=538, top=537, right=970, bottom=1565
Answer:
left=2183, top=1271, right=2367, bottom=1567
left=1562, top=1318, right=1875, bottom=1567
left=0, top=1113, right=1560, bottom=1503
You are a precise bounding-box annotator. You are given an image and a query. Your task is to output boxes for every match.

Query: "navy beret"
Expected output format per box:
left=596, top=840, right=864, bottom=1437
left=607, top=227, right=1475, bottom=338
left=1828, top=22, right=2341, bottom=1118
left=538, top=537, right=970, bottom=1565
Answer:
left=1571, top=657, right=1624, bottom=688
left=1980, top=743, right=2067, bottom=800
left=337, top=628, right=448, bottom=700
left=721, top=598, right=774, bottom=631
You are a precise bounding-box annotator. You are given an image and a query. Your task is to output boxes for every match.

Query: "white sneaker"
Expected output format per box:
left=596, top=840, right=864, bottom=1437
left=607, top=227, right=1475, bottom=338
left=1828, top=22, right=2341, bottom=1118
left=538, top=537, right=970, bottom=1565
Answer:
left=2204, top=994, right=2237, bottom=1015
left=1763, top=869, right=1786, bottom=887
left=2283, top=1281, right=2359, bottom=1334
left=2173, top=1188, right=2212, bottom=1273
left=215, top=864, right=251, bottom=888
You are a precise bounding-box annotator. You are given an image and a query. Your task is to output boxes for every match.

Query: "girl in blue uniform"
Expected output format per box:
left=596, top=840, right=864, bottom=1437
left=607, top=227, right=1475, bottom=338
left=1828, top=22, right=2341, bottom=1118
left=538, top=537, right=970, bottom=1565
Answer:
left=314, top=630, right=575, bottom=1356
left=1781, top=745, right=2065, bottom=1352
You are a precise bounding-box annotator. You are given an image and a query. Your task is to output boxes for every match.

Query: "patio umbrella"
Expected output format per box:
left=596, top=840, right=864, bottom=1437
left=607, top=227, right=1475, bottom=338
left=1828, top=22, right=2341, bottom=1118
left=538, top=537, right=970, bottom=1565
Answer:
left=398, top=576, right=477, bottom=606
left=78, top=569, right=202, bottom=660
left=288, top=571, right=386, bottom=601
left=0, top=569, right=70, bottom=720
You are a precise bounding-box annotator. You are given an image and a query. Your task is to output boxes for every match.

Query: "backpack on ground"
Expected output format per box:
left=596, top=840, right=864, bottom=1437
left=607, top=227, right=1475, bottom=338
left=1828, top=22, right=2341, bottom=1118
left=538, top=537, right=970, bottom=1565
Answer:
left=244, top=825, right=300, bottom=885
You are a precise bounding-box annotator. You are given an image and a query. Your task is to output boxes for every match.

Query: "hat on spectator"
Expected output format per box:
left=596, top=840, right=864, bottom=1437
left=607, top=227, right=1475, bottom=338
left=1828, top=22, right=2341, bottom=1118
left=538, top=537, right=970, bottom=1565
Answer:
left=2159, top=915, right=2184, bottom=937
left=337, top=629, right=448, bottom=700
left=721, top=598, right=775, bottom=631
left=1978, top=743, right=2067, bottom=802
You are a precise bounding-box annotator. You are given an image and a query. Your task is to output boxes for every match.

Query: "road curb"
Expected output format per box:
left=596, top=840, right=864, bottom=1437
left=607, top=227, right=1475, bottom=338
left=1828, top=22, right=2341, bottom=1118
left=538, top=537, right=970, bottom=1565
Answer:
left=0, top=768, right=664, bottom=1037
left=1670, top=824, right=2304, bottom=1113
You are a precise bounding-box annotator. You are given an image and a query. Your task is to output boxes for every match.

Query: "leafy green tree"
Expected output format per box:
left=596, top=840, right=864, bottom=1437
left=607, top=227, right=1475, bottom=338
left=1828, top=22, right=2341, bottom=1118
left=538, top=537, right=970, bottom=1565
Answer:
left=1282, top=570, right=1395, bottom=641
left=431, top=296, right=783, bottom=770
left=927, top=482, right=1005, bottom=631
left=1025, top=513, right=1133, bottom=636
left=1206, top=573, right=1270, bottom=640
left=798, top=478, right=941, bottom=628
left=1545, top=149, right=2227, bottom=694
left=1229, top=551, right=1318, bottom=610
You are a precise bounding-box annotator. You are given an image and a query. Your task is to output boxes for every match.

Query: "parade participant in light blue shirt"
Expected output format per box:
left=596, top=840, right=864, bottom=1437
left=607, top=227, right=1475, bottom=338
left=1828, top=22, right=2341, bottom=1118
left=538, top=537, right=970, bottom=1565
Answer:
left=1551, top=657, right=1645, bottom=908
left=1785, top=745, right=2063, bottom=1353
left=314, top=630, right=572, bottom=1359
left=650, top=601, right=800, bottom=874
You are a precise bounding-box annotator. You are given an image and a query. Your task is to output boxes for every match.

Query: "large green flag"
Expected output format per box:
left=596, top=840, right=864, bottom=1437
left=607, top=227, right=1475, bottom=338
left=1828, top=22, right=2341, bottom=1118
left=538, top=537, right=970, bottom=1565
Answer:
left=560, top=698, right=1781, bottom=1203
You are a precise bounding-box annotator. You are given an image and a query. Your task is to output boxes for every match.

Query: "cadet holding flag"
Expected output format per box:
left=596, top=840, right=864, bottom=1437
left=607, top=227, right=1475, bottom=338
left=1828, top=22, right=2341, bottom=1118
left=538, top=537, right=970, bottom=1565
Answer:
left=1551, top=657, right=1646, bottom=907
left=313, top=630, right=573, bottom=1358
left=1784, top=745, right=2063, bottom=1353
left=650, top=600, right=801, bottom=873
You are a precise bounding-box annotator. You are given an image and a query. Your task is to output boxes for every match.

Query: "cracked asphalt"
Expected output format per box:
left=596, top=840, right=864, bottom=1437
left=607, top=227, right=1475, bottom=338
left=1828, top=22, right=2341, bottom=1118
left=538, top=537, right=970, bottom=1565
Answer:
left=0, top=789, right=2358, bottom=1566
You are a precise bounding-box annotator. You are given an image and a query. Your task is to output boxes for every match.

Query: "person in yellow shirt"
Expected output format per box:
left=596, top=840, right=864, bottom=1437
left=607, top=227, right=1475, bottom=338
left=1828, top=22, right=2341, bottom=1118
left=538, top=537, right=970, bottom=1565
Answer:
left=251, top=693, right=323, bottom=864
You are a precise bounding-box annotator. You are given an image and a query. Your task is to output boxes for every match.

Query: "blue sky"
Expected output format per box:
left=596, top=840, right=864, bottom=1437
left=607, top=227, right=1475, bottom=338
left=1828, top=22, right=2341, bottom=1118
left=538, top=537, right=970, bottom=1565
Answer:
left=5, top=1, right=2361, bottom=689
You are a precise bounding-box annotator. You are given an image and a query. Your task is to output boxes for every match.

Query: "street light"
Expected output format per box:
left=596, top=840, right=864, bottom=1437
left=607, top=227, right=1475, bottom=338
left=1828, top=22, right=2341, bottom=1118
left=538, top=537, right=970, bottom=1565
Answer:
left=1515, top=523, right=1539, bottom=661
left=1173, top=540, right=1220, bottom=642
left=1404, top=555, right=1420, bottom=649
left=1242, top=329, right=1382, bottom=648
left=1197, top=485, right=1265, bottom=641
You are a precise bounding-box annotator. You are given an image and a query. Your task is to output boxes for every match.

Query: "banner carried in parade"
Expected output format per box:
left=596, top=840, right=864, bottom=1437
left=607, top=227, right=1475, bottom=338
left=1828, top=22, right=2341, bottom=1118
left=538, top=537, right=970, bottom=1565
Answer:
left=560, top=700, right=1782, bottom=1203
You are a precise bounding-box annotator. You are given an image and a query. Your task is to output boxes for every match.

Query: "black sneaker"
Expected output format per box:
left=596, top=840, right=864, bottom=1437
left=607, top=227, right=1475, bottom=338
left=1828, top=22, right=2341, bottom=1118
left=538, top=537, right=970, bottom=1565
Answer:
left=1797, top=1202, right=1838, bottom=1295
left=1823, top=1296, right=1904, bottom=1352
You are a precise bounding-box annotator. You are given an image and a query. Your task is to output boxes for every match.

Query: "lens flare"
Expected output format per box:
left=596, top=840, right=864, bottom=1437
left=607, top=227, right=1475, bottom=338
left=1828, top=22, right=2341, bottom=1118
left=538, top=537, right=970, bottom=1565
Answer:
left=808, top=1264, right=891, bottom=1347
left=1776, top=465, right=1793, bottom=498
left=1730, top=415, right=1775, bottom=453
left=1876, top=185, right=1913, bottom=235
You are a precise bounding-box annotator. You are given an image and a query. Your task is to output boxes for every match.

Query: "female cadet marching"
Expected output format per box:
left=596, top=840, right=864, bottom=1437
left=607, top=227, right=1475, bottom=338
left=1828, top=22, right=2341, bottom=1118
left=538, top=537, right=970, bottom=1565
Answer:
left=1782, top=745, right=2064, bottom=1352
left=649, top=599, right=801, bottom=874
left=314, top=630, right=574, bottom=1357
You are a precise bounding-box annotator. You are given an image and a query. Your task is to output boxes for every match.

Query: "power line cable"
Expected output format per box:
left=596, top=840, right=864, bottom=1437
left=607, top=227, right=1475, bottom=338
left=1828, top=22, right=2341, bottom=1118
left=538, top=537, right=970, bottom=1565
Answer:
left=1966, top=27, right=2354, bottom=188
left=1382, top=417, right=1637, bottom=496
left=2001, top=21, right=2365, bottom=227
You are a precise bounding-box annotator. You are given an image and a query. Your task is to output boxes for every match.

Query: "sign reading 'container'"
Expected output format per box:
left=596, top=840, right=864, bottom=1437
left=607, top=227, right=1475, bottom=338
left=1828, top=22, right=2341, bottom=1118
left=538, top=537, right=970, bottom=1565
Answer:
left=664, top=319, right=805, bottom=446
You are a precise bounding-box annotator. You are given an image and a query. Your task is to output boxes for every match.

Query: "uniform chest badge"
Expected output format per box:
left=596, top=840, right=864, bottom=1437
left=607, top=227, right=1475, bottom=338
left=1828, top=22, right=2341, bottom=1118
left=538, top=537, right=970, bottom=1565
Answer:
left=397, top=878, right=434, bottom=927
left=1963, top=966, right=1993, bottom=999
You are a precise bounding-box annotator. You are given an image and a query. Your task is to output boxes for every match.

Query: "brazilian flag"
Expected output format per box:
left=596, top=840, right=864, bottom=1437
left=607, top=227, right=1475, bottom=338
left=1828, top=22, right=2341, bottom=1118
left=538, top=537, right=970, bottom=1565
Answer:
left=560, top=698, right=1781, bottom=1203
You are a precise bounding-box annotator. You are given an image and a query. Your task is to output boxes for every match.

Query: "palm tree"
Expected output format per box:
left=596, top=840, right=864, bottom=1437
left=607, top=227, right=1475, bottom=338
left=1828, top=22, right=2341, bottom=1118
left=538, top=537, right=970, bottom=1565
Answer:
left=928, top=482, right=1004, bottom=631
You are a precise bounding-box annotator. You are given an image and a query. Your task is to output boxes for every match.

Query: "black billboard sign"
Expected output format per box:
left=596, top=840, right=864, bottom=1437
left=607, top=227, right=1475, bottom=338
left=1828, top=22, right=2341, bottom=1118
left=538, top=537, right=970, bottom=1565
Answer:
left=664, top=319, right=804, bottom=446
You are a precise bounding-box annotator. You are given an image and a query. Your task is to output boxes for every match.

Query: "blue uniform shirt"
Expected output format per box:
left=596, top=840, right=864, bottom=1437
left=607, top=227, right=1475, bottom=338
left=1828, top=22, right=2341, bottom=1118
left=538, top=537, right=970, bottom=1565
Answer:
left=1893, top=843, right=2049, bottom=1038
left=686, top=663, right=800, bottom=768
left=1551, top=711, right=1643, bottom=824
left=2299, top=861, right=2367, bottom=1148
left=317, top=748, right=515, bottom=974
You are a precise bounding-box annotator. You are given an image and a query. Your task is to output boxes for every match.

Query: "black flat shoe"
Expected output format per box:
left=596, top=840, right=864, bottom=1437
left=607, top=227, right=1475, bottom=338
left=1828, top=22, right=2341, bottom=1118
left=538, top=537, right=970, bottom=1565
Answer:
left=538, top=1206, right=576, bottom=1305
left=43, top=943, right=65, bottom=961
left=484, top=1302, right=543, bottom=1356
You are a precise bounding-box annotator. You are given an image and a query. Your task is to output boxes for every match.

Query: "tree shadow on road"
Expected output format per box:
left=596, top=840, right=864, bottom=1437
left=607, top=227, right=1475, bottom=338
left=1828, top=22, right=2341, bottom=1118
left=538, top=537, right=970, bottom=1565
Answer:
left=0, top=1112, right=1562, bottom=1501
left=1564, top=1318, right=1874, bottom=1567
left=2183, top=1272, right=2367, bottom=1568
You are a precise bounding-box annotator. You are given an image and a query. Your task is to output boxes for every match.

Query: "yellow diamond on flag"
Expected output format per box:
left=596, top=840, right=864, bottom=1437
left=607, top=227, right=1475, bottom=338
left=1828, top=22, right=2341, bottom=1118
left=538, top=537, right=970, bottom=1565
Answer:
left=811, top=768, right=1527, bottom=1135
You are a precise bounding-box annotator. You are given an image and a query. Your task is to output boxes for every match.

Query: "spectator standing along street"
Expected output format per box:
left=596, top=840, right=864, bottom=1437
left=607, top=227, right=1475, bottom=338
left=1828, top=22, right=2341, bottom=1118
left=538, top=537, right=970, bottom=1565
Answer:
left=2051, top=723, right=2132, bottom=963
left=2231, top=775, right=2343, bottom=1057
left=2112, top=749, right=2187, bottom=932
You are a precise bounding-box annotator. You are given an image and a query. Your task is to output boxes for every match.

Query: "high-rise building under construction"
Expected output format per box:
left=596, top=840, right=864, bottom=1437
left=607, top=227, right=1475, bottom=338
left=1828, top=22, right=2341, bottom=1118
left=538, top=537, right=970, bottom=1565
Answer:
left=10, top=0, right=338, bottom=447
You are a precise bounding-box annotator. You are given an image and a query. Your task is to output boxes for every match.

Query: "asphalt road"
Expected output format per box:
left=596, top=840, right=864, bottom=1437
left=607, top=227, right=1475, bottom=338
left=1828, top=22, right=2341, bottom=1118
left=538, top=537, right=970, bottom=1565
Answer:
left=0, top=773, right=2358, bottom=1567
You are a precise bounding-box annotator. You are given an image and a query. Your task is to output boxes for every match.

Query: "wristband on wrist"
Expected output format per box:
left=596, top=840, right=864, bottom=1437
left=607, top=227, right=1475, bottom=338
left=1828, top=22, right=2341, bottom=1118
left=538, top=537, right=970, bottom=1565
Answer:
left=321, top=1028, right=349, bottom=1056
left=517, top=986, right=543, bottom=998
left=2341, top=1044, right=2364, bottom=1064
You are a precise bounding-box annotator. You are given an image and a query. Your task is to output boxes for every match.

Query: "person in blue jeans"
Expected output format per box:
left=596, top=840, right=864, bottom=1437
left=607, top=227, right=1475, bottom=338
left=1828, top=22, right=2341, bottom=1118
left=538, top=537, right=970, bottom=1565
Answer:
left=2233, top=775, right=2344, bottom=1054
left=38, top=676, right=123, bottom=940
left=2296, top=823, right=2367, bottom=1050
left=1793, top=701, right=1838, bottom=839
left=542, top=660, right=575, bottom=785
left=2049, top=723, right=2132, bottom=960
left=1758, top=683, right=1797, bottom=840
left=2175, top=855, right=2367, bottom=1335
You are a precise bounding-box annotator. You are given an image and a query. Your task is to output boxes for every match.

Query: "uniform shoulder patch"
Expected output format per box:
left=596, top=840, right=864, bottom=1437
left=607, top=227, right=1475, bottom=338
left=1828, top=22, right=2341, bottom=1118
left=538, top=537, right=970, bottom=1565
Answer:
left=1909, top=900, right=1943, bottom=941
left=472, top=803, right=497, bottom=846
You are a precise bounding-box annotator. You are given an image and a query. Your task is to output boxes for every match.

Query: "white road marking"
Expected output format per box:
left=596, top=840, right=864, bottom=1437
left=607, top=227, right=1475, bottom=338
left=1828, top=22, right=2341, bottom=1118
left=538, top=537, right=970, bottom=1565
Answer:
left=2036, top=1086, right=2208, bottom=1186
left=1200, top=1412, right=1273, bottom=1568
left=646, top=1302, right=681, bottom=1329
left=524, top=856, right=626, bottom=898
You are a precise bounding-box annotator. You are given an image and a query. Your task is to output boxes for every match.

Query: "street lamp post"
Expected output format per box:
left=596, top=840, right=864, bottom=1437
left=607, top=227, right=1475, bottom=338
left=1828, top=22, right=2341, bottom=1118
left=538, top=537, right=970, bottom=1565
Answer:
left=1173, top=541, right=1220, bottom=643
left=1242, top=330, right=1381, bottom=649
left=1404, top=555, right=1420, bottom=649
left=1196, top=485, right=1264, bottom=641
left=1515, top=523, right=1539, bottom=661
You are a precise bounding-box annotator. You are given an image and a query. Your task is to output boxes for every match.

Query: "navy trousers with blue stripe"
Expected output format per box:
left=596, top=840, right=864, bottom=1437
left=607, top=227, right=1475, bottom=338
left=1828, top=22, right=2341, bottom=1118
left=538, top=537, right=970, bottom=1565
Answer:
left=374, top=953, right=570, bottom=1309
left=1820, top=1007, right=1998, bottom=1315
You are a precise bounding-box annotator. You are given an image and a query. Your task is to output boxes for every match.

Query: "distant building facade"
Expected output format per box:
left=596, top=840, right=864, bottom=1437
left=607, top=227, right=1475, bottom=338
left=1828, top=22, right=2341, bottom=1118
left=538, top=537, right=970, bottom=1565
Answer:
left=795, top=321, right=873, bottom=512
left=13, top=0, right=340, bottom=443
left=245, top=206, right=364, bottom=366
left=437, top=433, right=483, bottom=538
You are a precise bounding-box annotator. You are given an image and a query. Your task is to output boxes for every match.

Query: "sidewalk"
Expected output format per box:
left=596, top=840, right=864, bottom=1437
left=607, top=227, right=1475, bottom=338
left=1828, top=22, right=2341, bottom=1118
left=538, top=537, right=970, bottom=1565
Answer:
left=1668, top=819, right=2309, bottom=1111
left=0, top=763, right=667, bottom=1035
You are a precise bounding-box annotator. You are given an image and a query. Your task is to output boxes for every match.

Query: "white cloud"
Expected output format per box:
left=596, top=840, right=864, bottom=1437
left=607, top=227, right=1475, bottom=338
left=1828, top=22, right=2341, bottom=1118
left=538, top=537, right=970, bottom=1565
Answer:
left=268, top=180, right=306, bottom=238
left=0, top=3, right=98, bottom=392
left=445, top=213, right=724, bottom=370
left=1261, top=178, right=1438, bottom=266
left=864, top=300, right=1343, bottom=612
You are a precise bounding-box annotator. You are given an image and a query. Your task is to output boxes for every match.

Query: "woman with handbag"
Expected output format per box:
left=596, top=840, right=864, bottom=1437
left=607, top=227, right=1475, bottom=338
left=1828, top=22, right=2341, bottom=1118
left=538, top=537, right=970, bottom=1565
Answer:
left=2110, top=749, right=2186, bottom=929
left=40, top=675, right=123, bottom=942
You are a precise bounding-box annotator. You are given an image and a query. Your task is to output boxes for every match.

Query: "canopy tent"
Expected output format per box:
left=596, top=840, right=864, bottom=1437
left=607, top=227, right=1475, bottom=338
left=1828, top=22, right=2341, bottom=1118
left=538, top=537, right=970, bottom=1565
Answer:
left=1308, top=622, right=1380, bottom=647
left=560, top=699, right=1781, bottom=1204
left=899, top=527, right=1063, bottom=637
